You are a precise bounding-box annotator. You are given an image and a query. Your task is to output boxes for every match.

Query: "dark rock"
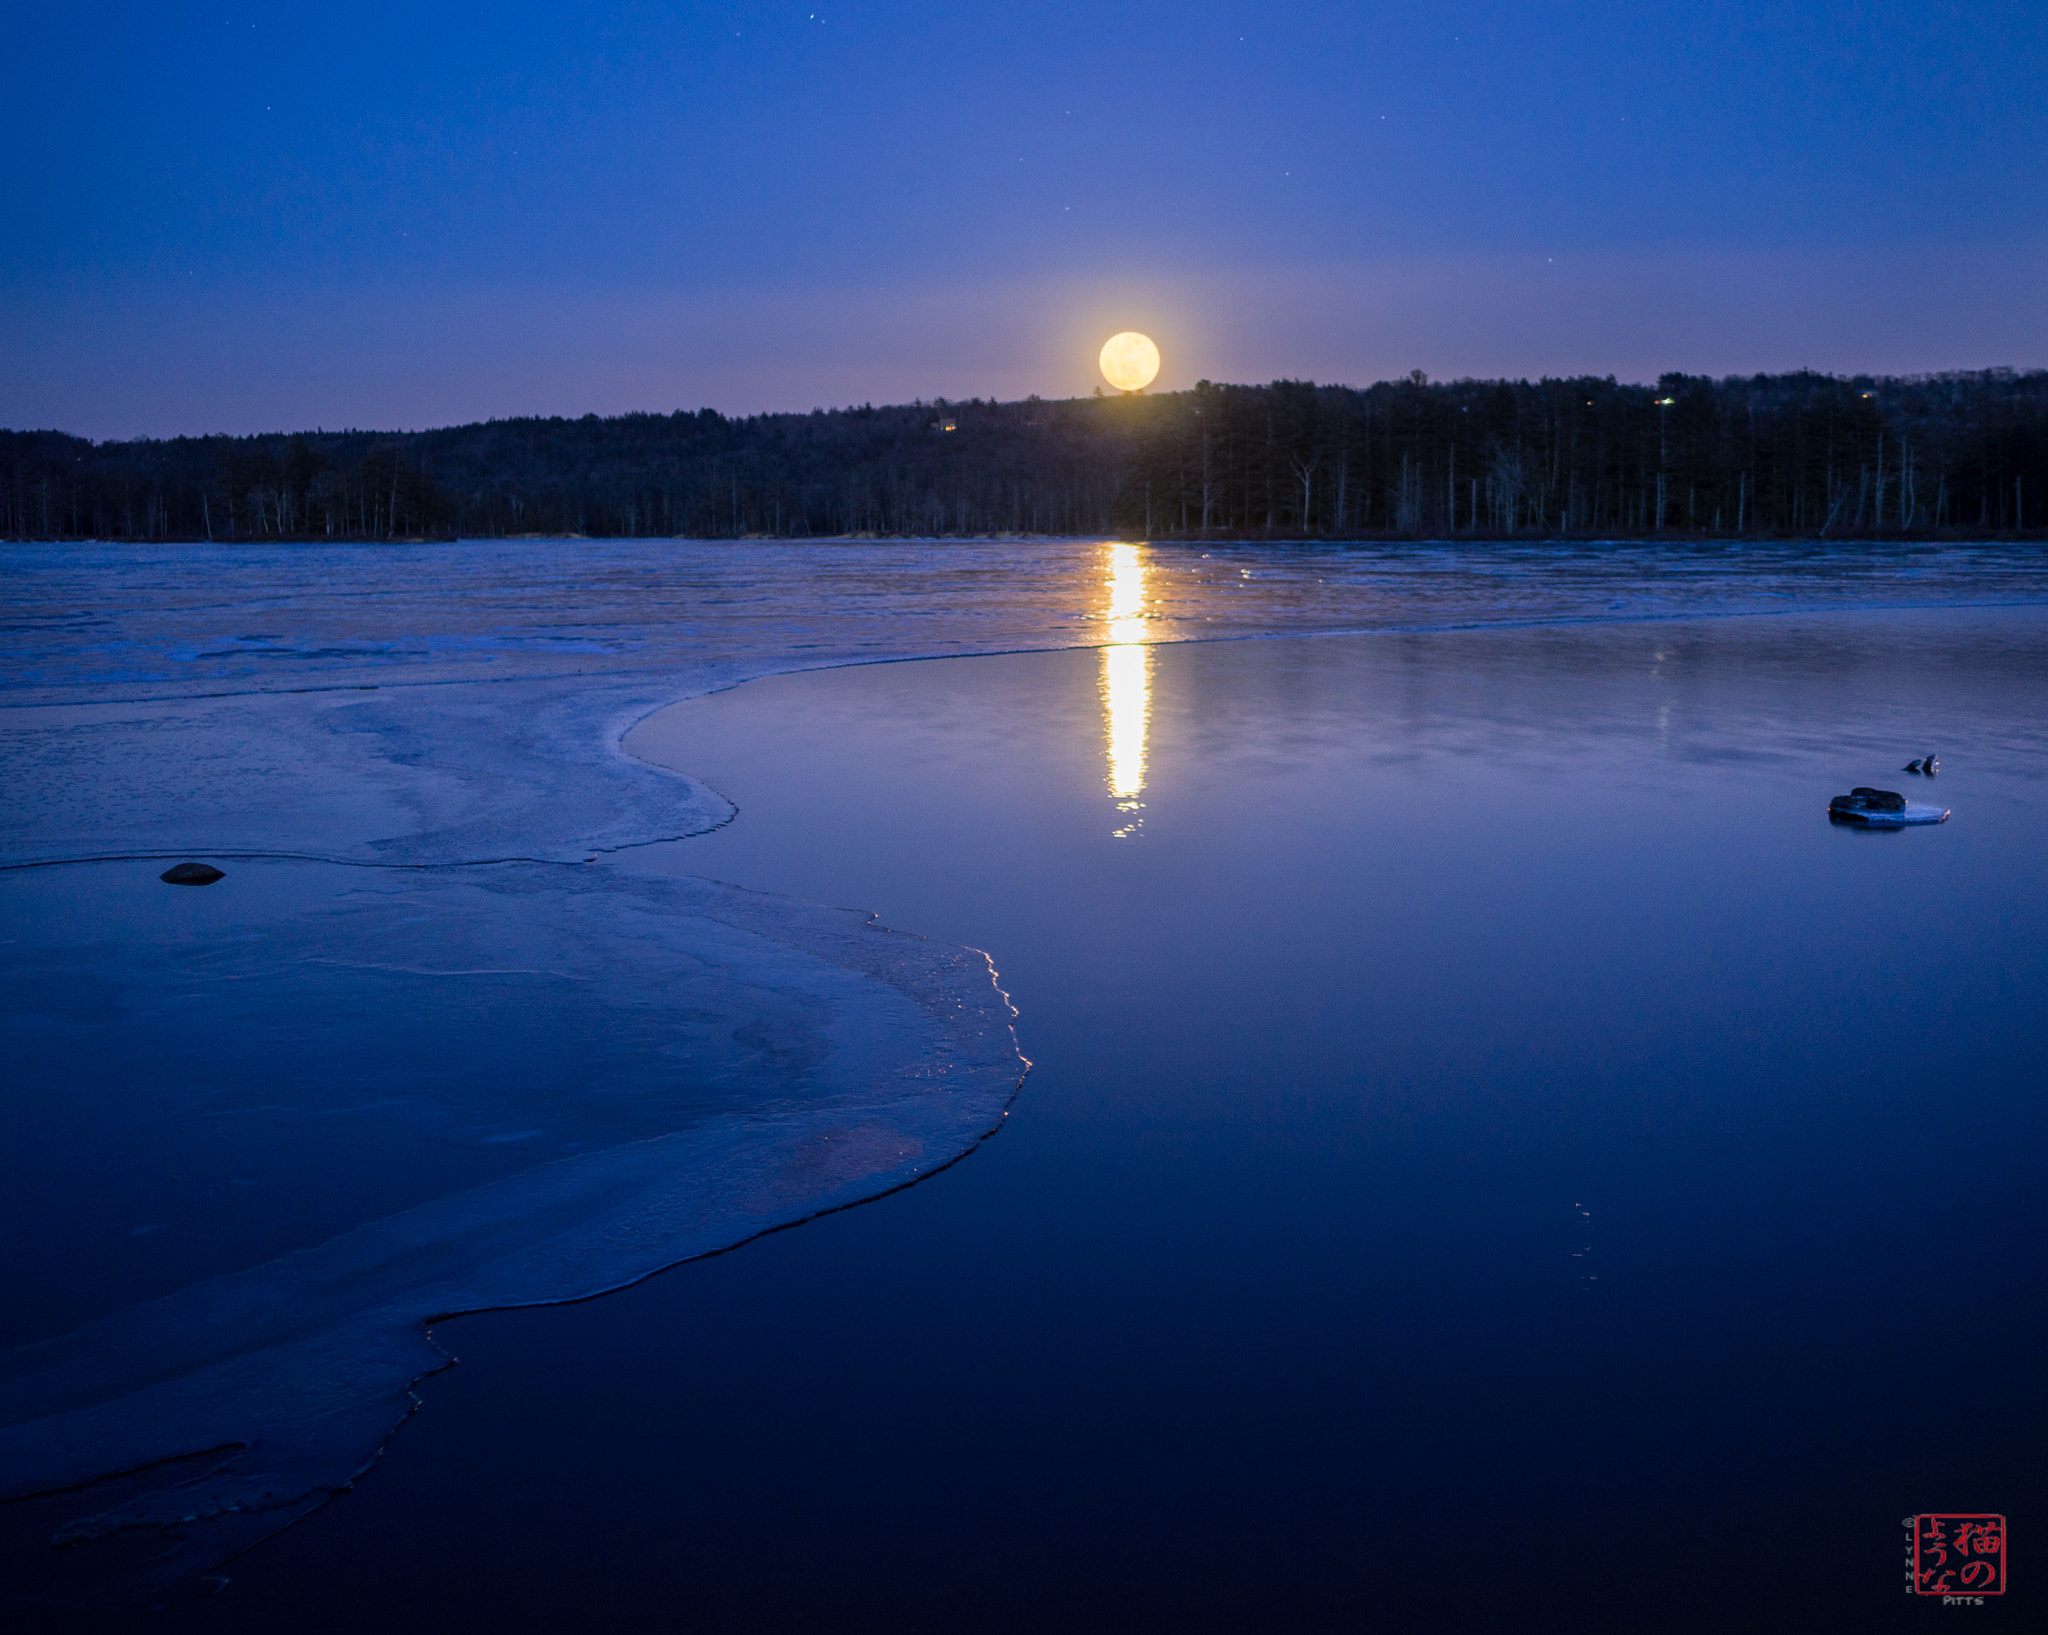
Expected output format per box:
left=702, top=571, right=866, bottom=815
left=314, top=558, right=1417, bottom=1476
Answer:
left=1831, top=788, right=1908, bottom=820
left=160, top=862, right=224, bottom=886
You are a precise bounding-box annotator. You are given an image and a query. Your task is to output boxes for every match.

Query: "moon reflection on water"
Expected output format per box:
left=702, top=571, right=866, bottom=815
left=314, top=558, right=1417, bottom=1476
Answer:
left=1099, top=542, right=1151, bottom=837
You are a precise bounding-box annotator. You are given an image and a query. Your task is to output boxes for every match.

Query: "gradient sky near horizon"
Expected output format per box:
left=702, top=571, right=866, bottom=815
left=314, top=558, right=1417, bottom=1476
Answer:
left=5, top=1, right=2045, bottom=438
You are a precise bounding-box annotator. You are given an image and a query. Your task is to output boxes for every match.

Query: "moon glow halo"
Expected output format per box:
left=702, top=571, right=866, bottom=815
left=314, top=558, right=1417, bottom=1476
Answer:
left=1099, top=332, right=1161, bottom=392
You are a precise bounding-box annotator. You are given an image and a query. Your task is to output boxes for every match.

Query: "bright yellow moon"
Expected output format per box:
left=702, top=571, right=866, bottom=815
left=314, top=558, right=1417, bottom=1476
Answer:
left=1099, top=331, right=1161, bottom=392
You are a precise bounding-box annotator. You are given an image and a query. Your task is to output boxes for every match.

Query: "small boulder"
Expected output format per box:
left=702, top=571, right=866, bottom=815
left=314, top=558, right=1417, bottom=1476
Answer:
left=160, top=862, right=225, bottom=886
left=1830, top=788, right=1908, bottom=819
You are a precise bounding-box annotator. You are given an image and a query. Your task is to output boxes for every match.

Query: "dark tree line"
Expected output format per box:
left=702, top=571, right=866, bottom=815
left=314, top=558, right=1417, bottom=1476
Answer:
left=5, top=368, right=2045, bottom=543
left=1116, top=369, right=2048, bottom=539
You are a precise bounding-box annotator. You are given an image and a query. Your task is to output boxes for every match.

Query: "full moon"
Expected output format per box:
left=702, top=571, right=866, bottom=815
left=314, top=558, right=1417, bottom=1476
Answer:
left=1099, top=331, right=1161, bottom=392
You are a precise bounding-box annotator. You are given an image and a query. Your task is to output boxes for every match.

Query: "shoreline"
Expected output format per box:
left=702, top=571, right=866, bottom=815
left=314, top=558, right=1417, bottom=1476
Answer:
left=9, top=529, right=2048, bottom=547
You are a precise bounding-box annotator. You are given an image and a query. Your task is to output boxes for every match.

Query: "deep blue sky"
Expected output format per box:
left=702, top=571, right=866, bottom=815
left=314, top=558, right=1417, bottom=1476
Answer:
left=6, top=1, right=2045, bottom=436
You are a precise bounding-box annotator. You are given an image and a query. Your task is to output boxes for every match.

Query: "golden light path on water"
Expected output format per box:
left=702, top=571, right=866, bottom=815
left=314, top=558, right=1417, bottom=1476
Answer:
left=1099, top=543, right=1151, bottom=838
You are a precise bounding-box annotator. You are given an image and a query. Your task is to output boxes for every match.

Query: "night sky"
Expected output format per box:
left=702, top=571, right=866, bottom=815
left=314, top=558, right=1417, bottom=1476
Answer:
left=6, top=1, right=2044, bottom=436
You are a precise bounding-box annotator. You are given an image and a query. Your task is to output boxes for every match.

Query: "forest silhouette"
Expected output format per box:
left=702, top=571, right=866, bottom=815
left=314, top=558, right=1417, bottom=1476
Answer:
left=5, top=369, right=2044, bottom=543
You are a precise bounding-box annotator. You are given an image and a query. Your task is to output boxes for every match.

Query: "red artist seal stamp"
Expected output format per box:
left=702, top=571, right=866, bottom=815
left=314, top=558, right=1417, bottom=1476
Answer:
left=1907, top=1514, right=2006, bottom=1598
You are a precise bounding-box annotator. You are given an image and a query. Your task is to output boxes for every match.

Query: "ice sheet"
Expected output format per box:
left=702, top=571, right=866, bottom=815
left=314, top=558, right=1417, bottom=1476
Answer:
left=2, top=535, right=2041, bottom=1602
left=0, top=862, right=1022, bottom=1601
left=7, top=536, right=2043, bottom=868
left=1832, top=801, right=1951, bottom=824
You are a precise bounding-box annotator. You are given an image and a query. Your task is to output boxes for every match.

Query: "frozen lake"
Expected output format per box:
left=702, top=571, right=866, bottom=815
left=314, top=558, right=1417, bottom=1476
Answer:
left=162, top=598, right=2048, bottom=1632
left=3, top=537, right=2045, bottom=1621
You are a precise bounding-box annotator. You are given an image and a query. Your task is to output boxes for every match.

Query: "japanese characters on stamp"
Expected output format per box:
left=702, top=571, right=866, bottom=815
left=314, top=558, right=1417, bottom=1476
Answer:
left=1905, top=1514, right=2006, bottom=1599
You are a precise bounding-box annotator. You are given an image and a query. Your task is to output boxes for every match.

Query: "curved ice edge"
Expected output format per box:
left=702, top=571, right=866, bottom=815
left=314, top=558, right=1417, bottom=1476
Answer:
left=606, top=598, right=2042, bottom=845
left=16, top=594, right=2048, bottom=876
left=0, top=882, right=1028, bottom=1606
left=0, top=677, right=741, bottom=874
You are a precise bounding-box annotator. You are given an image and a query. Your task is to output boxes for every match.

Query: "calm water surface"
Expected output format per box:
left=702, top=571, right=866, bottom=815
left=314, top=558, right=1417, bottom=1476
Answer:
left=164, top=601, right=2046, bottom=1633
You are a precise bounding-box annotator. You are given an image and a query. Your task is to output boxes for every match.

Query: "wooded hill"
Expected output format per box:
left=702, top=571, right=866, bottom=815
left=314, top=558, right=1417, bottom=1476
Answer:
left=5, top=368, right=2045, bottom=543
